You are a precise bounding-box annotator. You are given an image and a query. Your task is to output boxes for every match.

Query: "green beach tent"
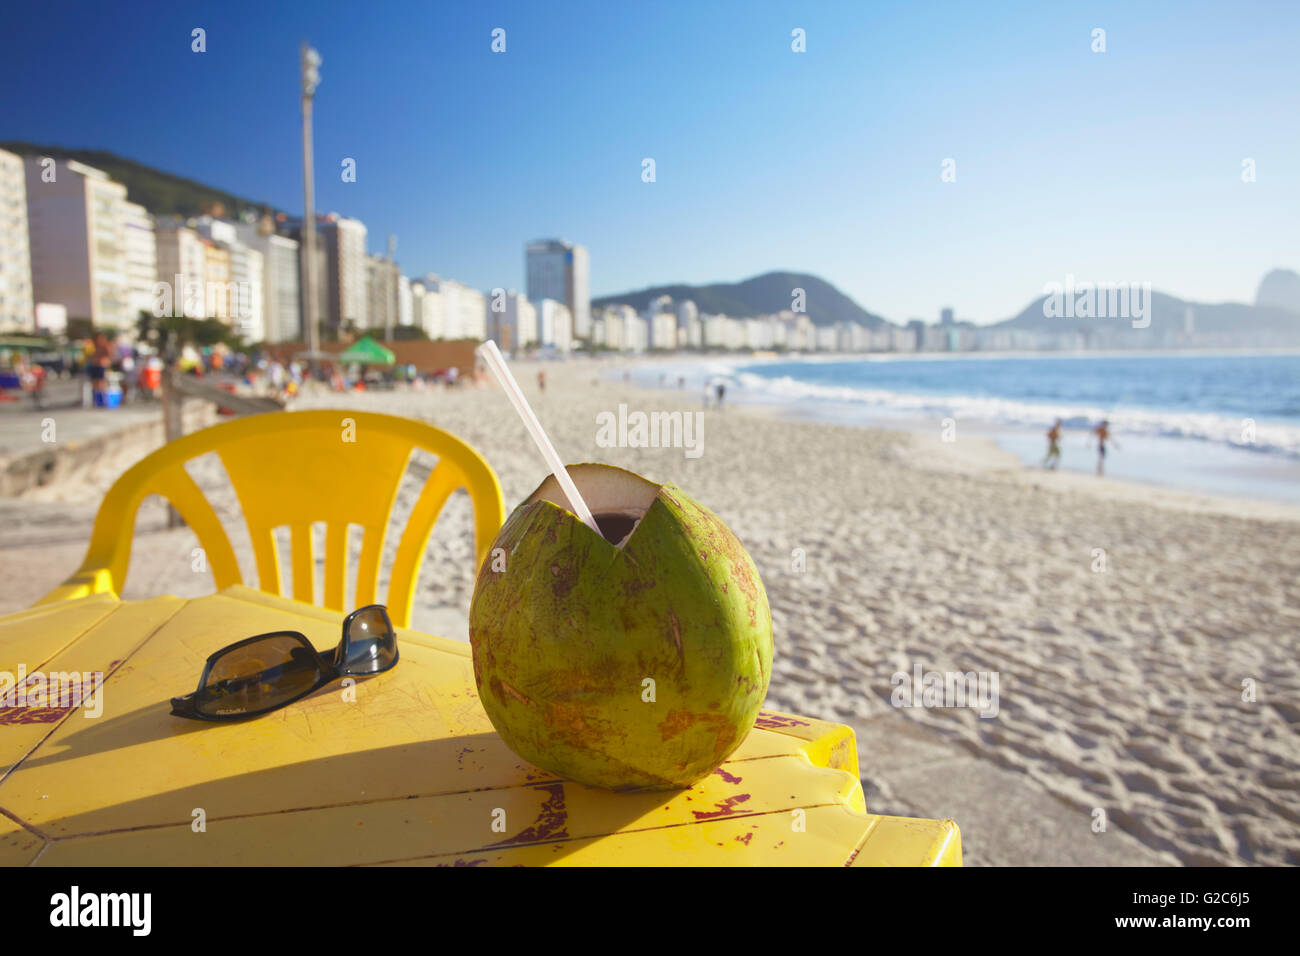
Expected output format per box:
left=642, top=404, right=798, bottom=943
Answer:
left=337, top=336, right=396, bottom=365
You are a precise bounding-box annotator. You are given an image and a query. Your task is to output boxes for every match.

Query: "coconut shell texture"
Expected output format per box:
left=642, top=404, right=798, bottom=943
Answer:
left=469, top=474, right=773, bottom=790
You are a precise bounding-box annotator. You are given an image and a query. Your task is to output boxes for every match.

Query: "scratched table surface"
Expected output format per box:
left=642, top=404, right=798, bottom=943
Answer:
left=0, top=586, right=960, bottom=866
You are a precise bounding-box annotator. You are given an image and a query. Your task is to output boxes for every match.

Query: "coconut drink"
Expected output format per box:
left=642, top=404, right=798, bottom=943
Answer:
left=469, top=463, right=773, bottom=790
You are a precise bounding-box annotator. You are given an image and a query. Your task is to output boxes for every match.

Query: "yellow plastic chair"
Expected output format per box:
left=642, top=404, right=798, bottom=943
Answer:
left=36, top=409, right=506, bottom=627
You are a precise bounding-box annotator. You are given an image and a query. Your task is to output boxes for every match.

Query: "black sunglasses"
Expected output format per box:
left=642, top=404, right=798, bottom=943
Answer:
left=170, top=605, right=399, bottom=721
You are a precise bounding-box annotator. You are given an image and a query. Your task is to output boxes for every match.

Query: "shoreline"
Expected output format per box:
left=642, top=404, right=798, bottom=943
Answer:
left=605, top=351, right=1300, bottom=508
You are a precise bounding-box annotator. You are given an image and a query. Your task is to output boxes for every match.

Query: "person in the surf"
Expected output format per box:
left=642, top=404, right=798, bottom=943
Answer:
left=1043, top=419, right=1063, bottom=470
left=1091, top=419, right=1118, bottom=476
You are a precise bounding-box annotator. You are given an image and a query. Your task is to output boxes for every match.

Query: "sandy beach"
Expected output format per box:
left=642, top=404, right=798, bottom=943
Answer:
left=2, top=358, right=1297, bottom=867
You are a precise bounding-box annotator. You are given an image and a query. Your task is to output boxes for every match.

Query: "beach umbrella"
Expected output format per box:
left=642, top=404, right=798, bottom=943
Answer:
left=337, top=336, right=396, bottom=365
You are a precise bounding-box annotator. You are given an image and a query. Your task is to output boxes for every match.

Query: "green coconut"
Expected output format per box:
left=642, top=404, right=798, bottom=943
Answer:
left=469, top=463, right=772, bottom=790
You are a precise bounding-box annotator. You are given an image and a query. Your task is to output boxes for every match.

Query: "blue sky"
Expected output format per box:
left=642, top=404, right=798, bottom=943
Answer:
left=2, top=0, right=1297, bottom=323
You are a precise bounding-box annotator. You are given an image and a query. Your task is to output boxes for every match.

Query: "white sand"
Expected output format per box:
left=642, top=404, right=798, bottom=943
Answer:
left=2, top=359, right=1297, bottom=866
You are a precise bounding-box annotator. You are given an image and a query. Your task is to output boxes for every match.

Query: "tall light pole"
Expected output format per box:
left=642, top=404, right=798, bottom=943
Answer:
left=300, top=43, right=321, bottom=372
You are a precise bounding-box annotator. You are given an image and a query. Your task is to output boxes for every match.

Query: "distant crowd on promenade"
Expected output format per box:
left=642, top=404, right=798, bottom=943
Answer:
left=0, top=331, right=470, bottom=412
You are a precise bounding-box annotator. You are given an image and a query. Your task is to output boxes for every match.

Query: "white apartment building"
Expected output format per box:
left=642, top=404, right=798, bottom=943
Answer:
left=121, top=201, right=156, bottom=322
left=651, top=312, right=677, bottom=350
left=682, top=314, right=702, bottom=348
left=24, top=157, right=132, bottom=327
left=234, top=222, right=301, bottom=343
left=702, top=314, right=729, bottom=349
left=364, top=253, right=401, bottom=335
left=320, top=216, right=368, bottom=330
left=423, top=274, right=486, bottom=340
left=784, top=313, right=817, bottom=351
left=398, top=275, right=412, bottom=330
left=833, top=322, right=856, bottom=351
left=410, top=279, right=439, bottom=338
left=525, top=238, right=590, bottom=338
left=533, top=297, right=572, bottom=351
left=625, top=310, right=649, bottom=352
left=599, top=304, right=638, bottom=352
left=154, top=218, right=208, bottom=318
left=488, top=290, right=535, bottom=351
left=676, top=299, right=697, bottom=332
left=770, top=317, right=789, bottom=349
left=892, top=327, right=918, bottom=352
left=0, top=149, right=33, bottom=331
left=226, top=243, right=264, bottom=341
left=601, top=314, right=623, bottom=350
left=195, top=217, right=263, bottom=339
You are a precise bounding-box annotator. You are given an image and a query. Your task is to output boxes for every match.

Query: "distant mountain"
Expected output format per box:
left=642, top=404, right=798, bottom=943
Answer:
left=1256, top=269, right=1300, bottom=315
left=593, top=271, right=890, bottom=328
left=0, top=142, right=282, bottom=219
left=996, top=288, right=1300, bottom=336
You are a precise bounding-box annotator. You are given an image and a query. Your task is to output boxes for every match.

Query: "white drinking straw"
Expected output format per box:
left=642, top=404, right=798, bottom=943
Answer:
left=476, top=341, right=601, bottom=534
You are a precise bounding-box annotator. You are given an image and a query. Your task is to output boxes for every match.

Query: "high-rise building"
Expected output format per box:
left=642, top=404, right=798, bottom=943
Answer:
left=120, top=201, right=156, bottom=324
left=940, top=307, right=954, bottom=326
left=398, top=275, right=412, bottom=330
left=0, top=149, right=33, bottom=332
left=234, top=221, right=301, bottom=343
left=526, top=239, right=590, bottom=338
left=600, top=304, right=646, bottom=352
left=906, top=319, right=927, bottom=351
left=425, top=275, right=486, bottom=341
left=200, top=239, right=231, bottom=316
left=364, top=253, right=401, bottom=335
left=651, top=312, right=677, bottom=350
left=626, top=311, right=649, bottom=351
left=225, top=242, right=264, bottom=341
left=683, top=313, right=702, bottom=349
left=676, top=298, right=697, bottom=328
left=324, top=217, right=368, bottom=331
left=410, top=278, right=441, bottom=339
left=24, top=157, right=131, bottom=327
left=784, top=313, right=816, bottom=351
left=487, top=290, right=535, bottom=351
left=533, top=297, right=573, bottom=352
left=283, top=214, right=367, bottom=334
left=195, top=217, right=262, bottom=339
left=702, top=314, right=728, bottom=349
left=154, top=218, right=207, bottom=318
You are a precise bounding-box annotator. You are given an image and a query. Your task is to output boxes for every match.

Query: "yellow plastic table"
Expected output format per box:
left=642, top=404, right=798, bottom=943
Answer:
left=0, top=587, right=961, bottom=866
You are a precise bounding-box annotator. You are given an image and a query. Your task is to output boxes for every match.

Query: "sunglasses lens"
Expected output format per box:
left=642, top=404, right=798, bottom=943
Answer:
left=343, top=606, right=397, bottom=675
left=194, top=634, right=322, bottom=717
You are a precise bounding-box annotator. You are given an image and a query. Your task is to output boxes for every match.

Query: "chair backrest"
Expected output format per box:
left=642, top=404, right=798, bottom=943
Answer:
left=39, top=409, right=506, bottom=628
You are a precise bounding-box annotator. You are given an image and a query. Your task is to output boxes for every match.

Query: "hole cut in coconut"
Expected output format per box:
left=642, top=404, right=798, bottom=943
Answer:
left=525, top=464, right=661, bottom=548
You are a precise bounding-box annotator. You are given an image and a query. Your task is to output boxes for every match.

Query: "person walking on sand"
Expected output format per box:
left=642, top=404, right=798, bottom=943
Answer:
left=1091, top=419, right=1118, bottom=476
left=537, top=369, right=547, bottom=394
left=1043, top=418, right=1063, bottom=470
left=715, top=381, right=726, bottom=410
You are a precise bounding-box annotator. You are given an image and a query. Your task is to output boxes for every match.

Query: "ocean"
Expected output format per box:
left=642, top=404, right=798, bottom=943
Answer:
left=625, top=351, right=1300, bottom=504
